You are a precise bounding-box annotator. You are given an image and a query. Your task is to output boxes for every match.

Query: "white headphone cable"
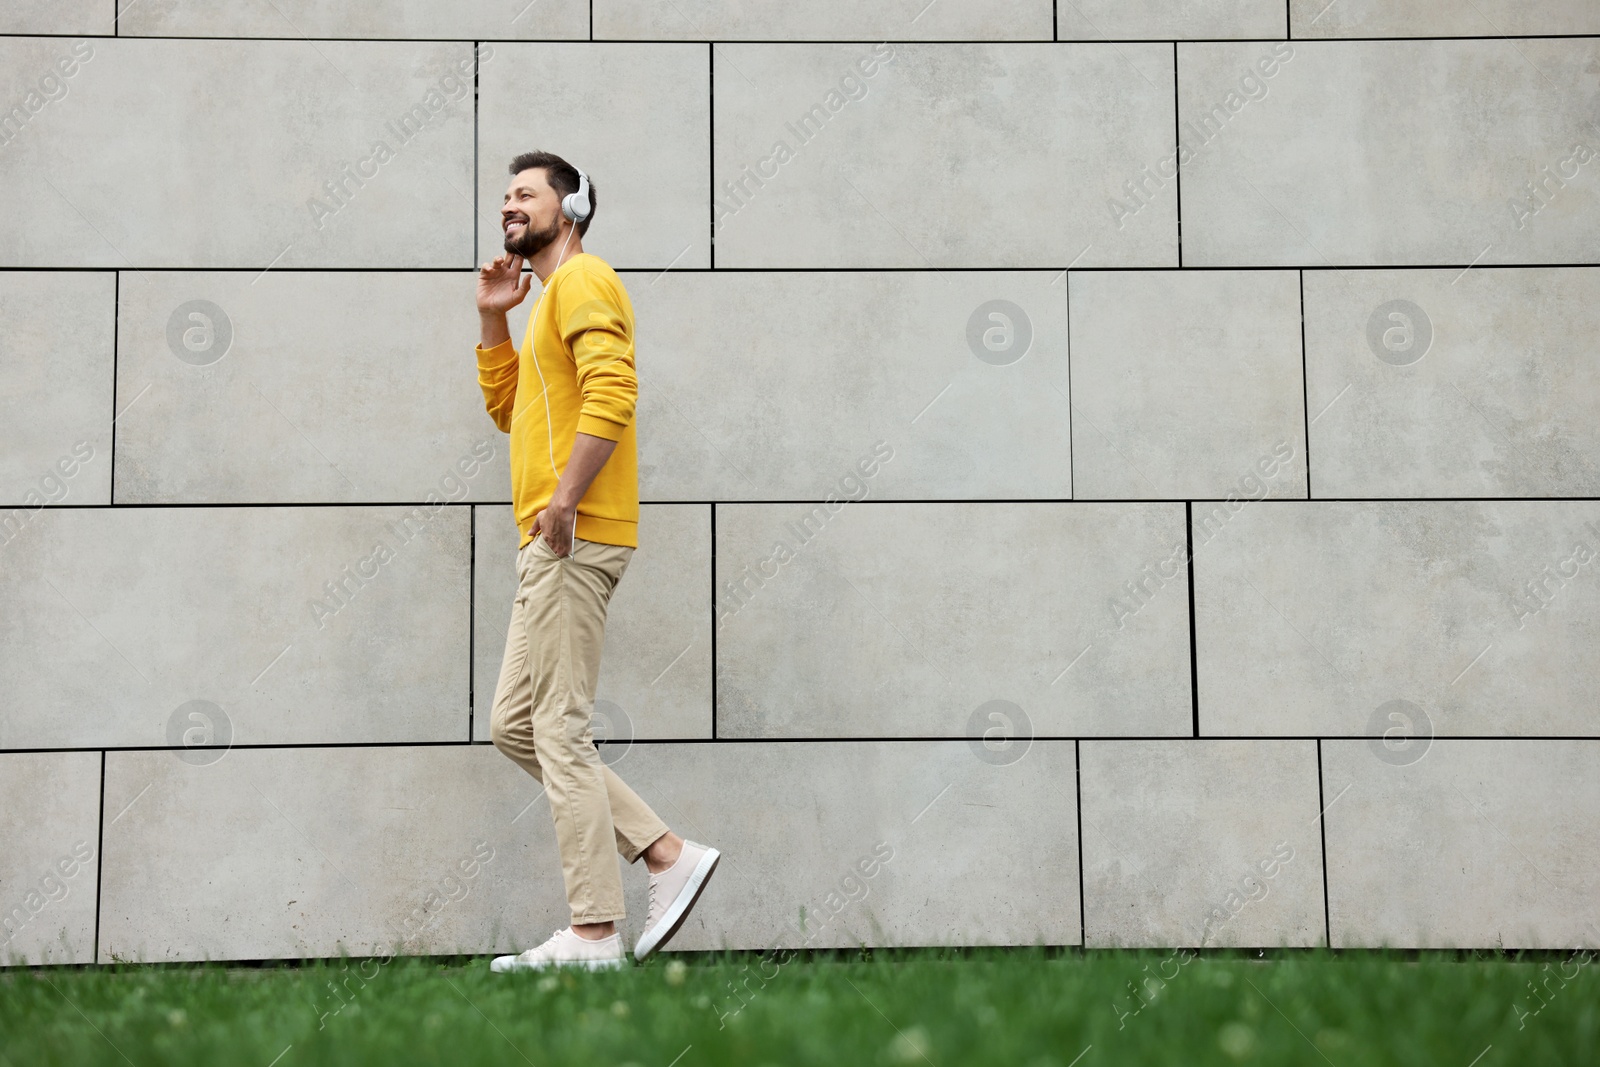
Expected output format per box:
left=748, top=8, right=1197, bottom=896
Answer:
left=524, top=218, right=579, bottom=555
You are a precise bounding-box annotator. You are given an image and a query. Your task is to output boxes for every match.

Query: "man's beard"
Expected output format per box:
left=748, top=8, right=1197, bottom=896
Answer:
left=503, top=214, right=560, bottom=258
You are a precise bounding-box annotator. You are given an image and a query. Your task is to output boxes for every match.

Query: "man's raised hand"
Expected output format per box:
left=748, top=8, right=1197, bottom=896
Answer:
left=477, top=253, right=532, bottom=314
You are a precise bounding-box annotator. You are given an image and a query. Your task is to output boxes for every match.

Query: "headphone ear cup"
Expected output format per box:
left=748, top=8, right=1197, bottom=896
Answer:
left=563, top=171, right=591, bottom=222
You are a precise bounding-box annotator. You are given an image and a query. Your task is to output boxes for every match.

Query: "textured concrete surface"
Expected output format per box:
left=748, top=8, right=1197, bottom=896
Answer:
left=1080, top=741, right=1325, bottom=948
left=628, top=270, right=1070, bottom=500
left=113, top=271, right=513, bottom=503
left=0, top=752, right=100, bottom=965
left=1290, top=0, right=1600, bottom=37
left=0, top=506, right=471, bottom=749
left=1068, top=270, right=1306, bottom=499
left=0, top=1, right=108, bottom=34
left=98, top=746, right=562, bottom=963
left=0, top=38, right=477, bottom=269
left=1322, top=740, right=1600, bottom=949
left=1058, top=0, right=1285, bottom=40
left=97, top=741, right=1077, bottom=961
left=477, top=43, right=709, bottom=271
left=117, top=0, right=588, bottom=39
left=594, top=0, right=1052, bottom=40
left=1179, top=40, right=1600, bottom=266
left=712, top=43, right=1177, bottom=268
left=1193, top=501, right=1600, bottom=737
left=609, top=740, right=1081, bottom=951
left=2, top=15, right=1591, bottom=961
left=472, top=504, right=713, bottom=743
left=715, top=502, right=1192, bottom=738
left=1304, top=268, right=1600, bottom=498
left=0, top=271, right=114, bottom=508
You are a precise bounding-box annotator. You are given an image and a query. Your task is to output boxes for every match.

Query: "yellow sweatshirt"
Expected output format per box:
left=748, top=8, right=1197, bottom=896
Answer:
left=476, top=253, right=639, bottom=549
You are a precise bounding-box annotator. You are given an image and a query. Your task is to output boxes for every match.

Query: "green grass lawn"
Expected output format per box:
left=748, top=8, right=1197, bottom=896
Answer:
left=2, top=948, right=1595, bottom=1066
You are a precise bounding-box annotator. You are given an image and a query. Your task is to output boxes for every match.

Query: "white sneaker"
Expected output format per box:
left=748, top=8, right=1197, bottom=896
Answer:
left=634, top=840, right=720, bottom=962
left=490, top=927, right=627, bottom=973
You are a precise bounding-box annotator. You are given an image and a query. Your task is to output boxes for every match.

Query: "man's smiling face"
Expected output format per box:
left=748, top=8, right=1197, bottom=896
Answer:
left=501, top=167, right=564, bottom=257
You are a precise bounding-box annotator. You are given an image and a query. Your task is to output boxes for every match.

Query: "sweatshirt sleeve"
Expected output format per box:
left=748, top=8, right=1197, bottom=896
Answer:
left=559, top=269, right=637, bottom=442
left=476, top=338, right=519, bottom=434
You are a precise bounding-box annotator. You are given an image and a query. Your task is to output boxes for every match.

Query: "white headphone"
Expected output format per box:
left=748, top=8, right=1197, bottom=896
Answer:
left=561, top=167, right=591, bottom=223
left=527, top=164, right=589, bottom=555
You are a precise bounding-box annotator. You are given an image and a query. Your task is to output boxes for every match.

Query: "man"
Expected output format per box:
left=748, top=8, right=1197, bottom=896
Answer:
left=474, top=150, right=719, bottom=971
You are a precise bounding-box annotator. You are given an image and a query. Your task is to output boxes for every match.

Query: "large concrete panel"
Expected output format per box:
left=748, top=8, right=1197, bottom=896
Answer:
left=117, top=0, right=587, bottom=39
left=1323, top=740, right=1600, bottom=949
left=0, top=38, right=477, bottom=269
left=1179, top=40, right=1600, bottom=266
left=635, top=740, right=1081, bottom=950
left=1194, top=501, right=1600, bottom=737
left=98, top=740, right=1078, bottom=961
left=477, top=44, right=709, bottom=271
left=713, top=43, right=1177, bottom=268
left=630, top=270, right=1070, bottom=501
left=99, top=746, right=559, bottom=963
left=1304, top=267, right=1600, bottom=498
left=1, top=2, right=108, bottom=34
left=0, top=506, right=470, bottom=750
left=0, top=752, right=100, bottom=966
left=0, top=271, right=114, bottom=509
left=1068, top=270, right=1306, bottom=499
left=716, top=502, right=1192, bottom=738
left=113, top=271, right=514, bottom=504
left=1080, top=741, right=1324, bottom=948
left=594, top=0, right=1052, bottom=40
left=1058, top=0, right=1284, bottom=40
left=472, top=504, right=713, bottom=743
left=1291, top=0, right=1600, bottom=38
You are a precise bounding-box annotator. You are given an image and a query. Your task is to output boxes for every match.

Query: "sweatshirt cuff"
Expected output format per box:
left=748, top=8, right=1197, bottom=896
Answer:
left=476, top=338, right=518, bottom=370
left=576, top=412, right=628, bottom=442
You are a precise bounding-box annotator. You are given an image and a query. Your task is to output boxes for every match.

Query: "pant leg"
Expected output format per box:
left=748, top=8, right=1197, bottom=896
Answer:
left=488, top=535, right=671, bottom=922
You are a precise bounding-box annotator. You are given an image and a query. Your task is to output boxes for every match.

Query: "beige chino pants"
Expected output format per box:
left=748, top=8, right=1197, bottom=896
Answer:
left=490, top=533, right=670, bottom=924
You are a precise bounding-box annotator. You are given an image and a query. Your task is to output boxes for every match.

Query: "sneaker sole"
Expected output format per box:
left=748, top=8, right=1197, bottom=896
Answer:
left=633, top=847, right=720, bottom=962
left=491, top=954, right=626, bottom=974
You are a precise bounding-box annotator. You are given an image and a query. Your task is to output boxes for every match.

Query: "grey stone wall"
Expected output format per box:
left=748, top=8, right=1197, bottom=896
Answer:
left=2, top=2, right=1597, bottom=964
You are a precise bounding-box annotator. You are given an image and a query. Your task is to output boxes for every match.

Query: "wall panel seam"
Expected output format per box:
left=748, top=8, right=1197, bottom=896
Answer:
left=93, top=750, right=105, bottom=964
left=109, top=272, right=119, bottom=503
left=10, top=265, right=1600, bottom=274
left=1298, top=269, right=1312, bottom=498
left=26, top=498, right=1600, bottom=509
left=1074, top=738, right=1086, bottom=946
left=1316, top=739, right=1332, bottom=949
left=12, top=738, right=1598, bottom=756
left=1186, top=501, right=1198, bottom=735
left=15, top=35, right=1600, bottom=43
